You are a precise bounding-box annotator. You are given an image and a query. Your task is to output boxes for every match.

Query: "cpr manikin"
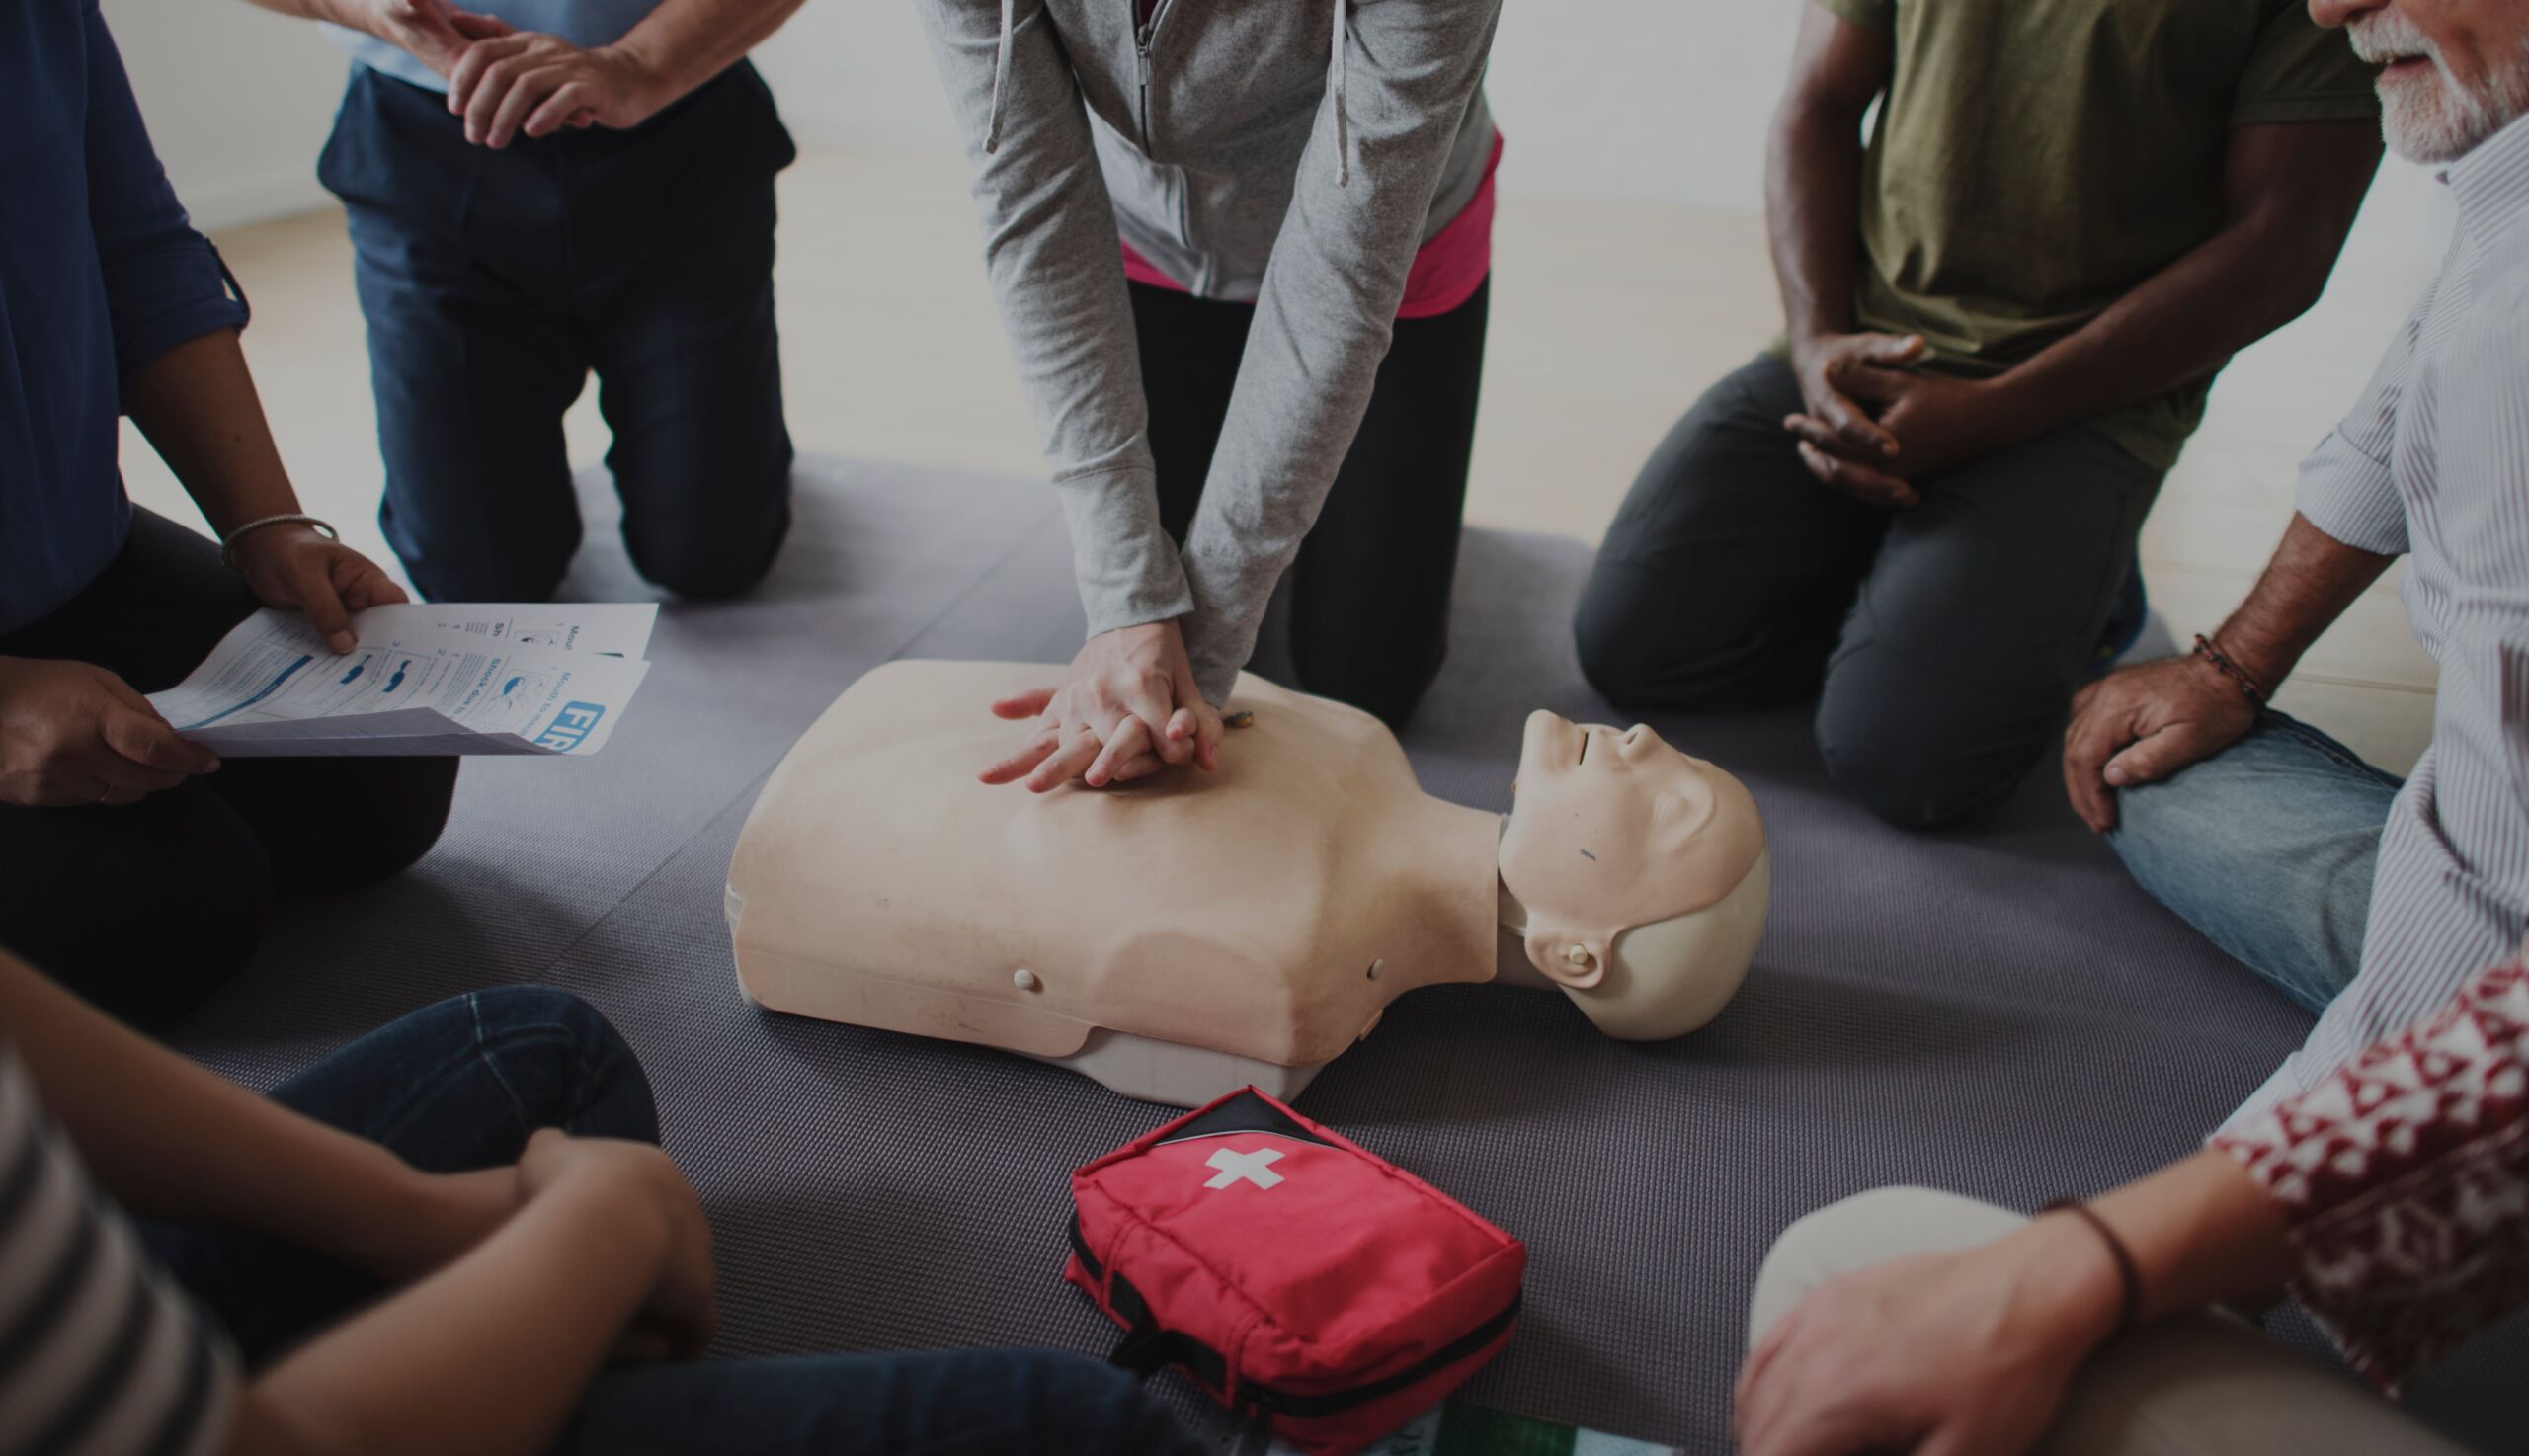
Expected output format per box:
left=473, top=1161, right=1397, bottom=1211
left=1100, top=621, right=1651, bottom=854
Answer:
left=727, top=661, right=1769, bottom=1105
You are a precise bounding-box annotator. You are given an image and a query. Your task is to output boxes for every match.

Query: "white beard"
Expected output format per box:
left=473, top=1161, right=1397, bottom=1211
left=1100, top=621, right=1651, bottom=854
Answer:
left=2353, top=15, right=2529, bottom=165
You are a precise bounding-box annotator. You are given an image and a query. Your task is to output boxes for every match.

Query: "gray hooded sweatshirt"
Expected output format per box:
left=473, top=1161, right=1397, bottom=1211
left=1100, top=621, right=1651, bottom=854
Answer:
left=915, top=0, right=1503, bottom=705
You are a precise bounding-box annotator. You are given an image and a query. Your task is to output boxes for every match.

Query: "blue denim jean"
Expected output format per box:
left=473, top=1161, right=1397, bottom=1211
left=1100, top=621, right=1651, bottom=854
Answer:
left=319, top=66, right=795, bottom=605
left=143, top=988, right=1196, bottom=1456
left=2105, top=710, right=2404, bottom=1013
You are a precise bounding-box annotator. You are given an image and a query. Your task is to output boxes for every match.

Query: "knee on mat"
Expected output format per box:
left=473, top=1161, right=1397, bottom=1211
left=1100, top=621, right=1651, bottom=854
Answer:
left=344, top=763, right=462, bottom=889
left=1574, top=568, right=1664, bottom=707
left=1815, top=691, right=2035, bottom=831
left=623, top=463, right=794, bottom=603
left=41, top=845, right=272, bottom=1030
left=469, top=985, right=661, bottom=1144
left=1573, top=567, right=1753, bottom=713
left=635, top=534, right=783, bottom=602
left=1749, top=1187, right=1991, bottom=1345
left=2099, top=767, right=2223, bottom=875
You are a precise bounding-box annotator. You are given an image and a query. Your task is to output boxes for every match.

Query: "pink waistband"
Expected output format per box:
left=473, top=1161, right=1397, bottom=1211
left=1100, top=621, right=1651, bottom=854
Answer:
left=1120, top=131, right=1502, bottom=320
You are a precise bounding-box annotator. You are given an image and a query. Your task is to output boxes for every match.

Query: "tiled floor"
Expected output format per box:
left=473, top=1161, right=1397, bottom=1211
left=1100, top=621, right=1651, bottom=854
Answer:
left=124, top=148, right=2438, bottom=772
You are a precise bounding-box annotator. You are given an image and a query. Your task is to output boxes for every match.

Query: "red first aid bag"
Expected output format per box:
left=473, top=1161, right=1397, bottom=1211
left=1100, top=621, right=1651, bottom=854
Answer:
left=1064, top=1087, right=1526, bottom=1456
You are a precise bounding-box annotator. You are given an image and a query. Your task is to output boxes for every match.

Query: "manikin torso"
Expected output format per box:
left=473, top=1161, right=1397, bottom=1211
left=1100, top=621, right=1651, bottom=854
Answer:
left=728, top=661, right=1768, bottom=1104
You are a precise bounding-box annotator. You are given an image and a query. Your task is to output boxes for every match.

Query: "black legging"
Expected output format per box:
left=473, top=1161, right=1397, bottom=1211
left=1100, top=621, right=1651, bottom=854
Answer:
left=1130, top=277, right=1489, bottom=728
left=0, top=510, right=457, bottom=1026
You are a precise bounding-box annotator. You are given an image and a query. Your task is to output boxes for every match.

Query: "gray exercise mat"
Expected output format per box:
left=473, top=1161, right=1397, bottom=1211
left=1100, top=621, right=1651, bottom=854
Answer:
left=166, top=458, right=2524, bottom=1453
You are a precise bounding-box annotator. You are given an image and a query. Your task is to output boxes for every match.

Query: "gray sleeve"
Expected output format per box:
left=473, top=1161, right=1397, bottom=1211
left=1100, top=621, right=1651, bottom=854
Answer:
left=914, top=0, right=1194, bottom=639
left=1175, top=0, right=1504, bottom=704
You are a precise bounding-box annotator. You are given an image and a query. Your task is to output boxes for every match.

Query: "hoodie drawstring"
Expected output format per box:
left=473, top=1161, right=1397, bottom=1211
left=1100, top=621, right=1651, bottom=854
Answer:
left=1329, top=0, right=1349, bottom=187
left=985, top=0, right=1016, bottom=153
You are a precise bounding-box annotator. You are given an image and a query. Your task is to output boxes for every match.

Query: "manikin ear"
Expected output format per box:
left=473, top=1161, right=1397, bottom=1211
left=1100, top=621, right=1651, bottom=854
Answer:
left=1525, top=923, right=1612, bottom=991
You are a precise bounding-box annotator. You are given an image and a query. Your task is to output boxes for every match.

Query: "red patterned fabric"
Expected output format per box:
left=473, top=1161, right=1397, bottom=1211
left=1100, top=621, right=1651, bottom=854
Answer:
left=2213, top=953, right=2529, bottom=1392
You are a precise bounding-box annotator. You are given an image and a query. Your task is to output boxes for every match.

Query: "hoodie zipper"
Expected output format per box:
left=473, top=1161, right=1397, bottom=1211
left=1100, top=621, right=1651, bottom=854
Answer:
left=1134, top=0, right=1199, bottom=286
left=1134, top=0, right=1174, bottom=147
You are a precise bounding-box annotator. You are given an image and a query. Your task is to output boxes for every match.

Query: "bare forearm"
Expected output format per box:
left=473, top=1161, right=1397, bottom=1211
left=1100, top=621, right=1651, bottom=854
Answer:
left=125, top=330, right=307, bottom=537
left=2213, top=512, right=2394, bottom=688
left=231, top=1171, right=662, bottom=1456
left=1993, top=1150, right=2298, bottom=1360
left=1766, top=105, right=1867, bottom=347
left=2092, top=1150, right=2298, bottom=1321
left=0, top=954, right=421, bottom=1258
left=604, top=0, right=805, bottom=107
left=1993, top=121, right=2378, bottom=442
left=1990, top=221, right=2346, bottom=441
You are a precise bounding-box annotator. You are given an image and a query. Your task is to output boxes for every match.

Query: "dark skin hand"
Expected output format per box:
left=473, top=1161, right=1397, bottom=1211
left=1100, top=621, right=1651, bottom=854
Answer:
left=1768, top=5, right=1901, bottom=493
left=2063, top=513, right=2392, bottom=832
left=0, top=330, right=407, bottom=810
left=1768, top=2, right=2382, bottom=504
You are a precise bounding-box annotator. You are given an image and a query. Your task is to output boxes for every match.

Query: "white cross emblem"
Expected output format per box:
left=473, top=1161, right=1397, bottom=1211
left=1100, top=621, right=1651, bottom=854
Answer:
left=1202, top=1147, right=1286, bottom=1190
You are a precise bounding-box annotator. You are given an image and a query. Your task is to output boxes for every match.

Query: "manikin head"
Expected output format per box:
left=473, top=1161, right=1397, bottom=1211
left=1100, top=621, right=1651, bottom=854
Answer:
left=2314, top=0, right=2529, bottom=162
left=1498, top=711, right=1768, bottom=1040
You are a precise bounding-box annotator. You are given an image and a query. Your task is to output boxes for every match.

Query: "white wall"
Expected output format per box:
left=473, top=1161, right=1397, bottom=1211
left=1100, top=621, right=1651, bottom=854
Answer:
left=754, top=0, right=1801, bottom=208
left=111, top=0, right=2448, bottom=282
left=108, top=0, right=349, bottom=230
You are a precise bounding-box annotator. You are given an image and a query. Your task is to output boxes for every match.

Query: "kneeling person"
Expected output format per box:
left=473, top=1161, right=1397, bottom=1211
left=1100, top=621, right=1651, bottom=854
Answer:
left=243, top=0, right=804, bottom=604
left=1577, top=0, right=2380, bottom=828
left=0, top=1, right=454, bottom=1026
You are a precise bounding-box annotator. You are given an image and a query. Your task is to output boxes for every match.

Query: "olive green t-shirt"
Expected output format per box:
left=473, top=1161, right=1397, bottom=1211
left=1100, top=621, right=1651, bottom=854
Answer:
left=1803, top=0, right=2379, bottom=470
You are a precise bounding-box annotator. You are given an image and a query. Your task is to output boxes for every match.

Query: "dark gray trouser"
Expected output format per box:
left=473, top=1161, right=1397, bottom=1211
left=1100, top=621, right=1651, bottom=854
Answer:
left=1576, top=356, right=2165, bottom=829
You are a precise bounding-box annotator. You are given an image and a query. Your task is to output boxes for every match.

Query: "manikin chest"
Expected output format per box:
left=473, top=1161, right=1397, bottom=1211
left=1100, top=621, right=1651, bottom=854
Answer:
left=726, top=661, right=1497, bottom=1102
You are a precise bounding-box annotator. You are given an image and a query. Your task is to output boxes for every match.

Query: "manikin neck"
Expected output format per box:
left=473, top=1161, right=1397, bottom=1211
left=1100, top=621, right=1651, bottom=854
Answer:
left=1375, top=793, right=1523, bottom=990
left=1491, top=837, right=1556, bottom=991
left=1387, top=794, right=1553, bottom=990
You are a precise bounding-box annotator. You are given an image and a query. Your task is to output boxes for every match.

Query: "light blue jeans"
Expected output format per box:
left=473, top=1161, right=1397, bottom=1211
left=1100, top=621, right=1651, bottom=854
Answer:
left=2106, top=711, right=2403, bottom=1013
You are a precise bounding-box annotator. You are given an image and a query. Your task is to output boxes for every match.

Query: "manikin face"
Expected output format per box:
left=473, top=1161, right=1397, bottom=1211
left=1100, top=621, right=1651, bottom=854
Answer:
left=2315, top=0, right=2529, bottom=162
left=1499, top=710, right=1763, bottom=990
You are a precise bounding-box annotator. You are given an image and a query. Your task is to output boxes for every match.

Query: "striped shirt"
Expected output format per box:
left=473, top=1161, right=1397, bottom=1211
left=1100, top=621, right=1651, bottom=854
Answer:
left=0, top=1047, right=233, bottom=1456
left=2227, top=109, right=2529, bottom=1128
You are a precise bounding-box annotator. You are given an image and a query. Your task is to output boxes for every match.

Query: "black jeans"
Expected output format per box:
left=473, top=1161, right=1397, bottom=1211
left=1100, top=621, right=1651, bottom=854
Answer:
left=1132, top=278, right=1490, bottom=728
left=1577, top=356, right=2164, bottom=828
left=319, top=64, right=797, bottom=604
left=142, top=988, right=1199, bottom=1456
left=0, top=510, right=457, bottom=1025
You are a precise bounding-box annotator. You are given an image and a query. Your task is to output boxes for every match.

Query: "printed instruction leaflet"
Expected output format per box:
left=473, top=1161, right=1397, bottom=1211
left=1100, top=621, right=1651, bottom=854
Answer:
left=147, top=604, right=657, bottom=757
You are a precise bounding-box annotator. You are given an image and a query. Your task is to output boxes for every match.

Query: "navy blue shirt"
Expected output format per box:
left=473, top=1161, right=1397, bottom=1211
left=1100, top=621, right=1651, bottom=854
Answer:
left=0, top=0, right=250, bottom=634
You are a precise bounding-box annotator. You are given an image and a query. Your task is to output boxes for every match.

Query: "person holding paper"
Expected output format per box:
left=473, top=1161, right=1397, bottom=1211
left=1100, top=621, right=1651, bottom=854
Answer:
left=0, top=0, right=457, bottom=1027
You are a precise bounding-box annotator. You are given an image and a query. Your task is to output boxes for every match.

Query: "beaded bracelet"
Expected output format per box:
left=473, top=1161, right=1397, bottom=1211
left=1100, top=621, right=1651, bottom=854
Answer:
left=2040, top=1197, right=2144, bottom=1338
left=219, top=512, right=338, bottom=571
left=2191, top=633, right=2268, bottom=705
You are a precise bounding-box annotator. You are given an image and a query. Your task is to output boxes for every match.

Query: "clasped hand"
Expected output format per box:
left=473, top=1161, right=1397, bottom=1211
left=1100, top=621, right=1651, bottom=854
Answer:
left=1783, top=331, right=2012, bottom=507
left=979, top=620, right=1224, bottom=793
left=367, top=1131, right=717, bottom=1363
left=366, top=0, right=652, bottom=149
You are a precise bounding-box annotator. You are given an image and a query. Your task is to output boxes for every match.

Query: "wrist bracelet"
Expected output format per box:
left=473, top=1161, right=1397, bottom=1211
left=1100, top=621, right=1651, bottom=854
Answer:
left=219, top=513, right=337, bottom=571
left=2191, top=634, right=2268, bottom=705
left=2040, top=1197, right=2144, bottom=1339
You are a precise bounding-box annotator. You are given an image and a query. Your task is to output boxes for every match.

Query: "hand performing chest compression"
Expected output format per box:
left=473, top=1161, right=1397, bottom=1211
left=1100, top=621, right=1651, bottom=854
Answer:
left=977, top=619, right=1225, bottom=791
